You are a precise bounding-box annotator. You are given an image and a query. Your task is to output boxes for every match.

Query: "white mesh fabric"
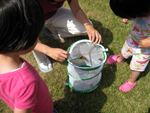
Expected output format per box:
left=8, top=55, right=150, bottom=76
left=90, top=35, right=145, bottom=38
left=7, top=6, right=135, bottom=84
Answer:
left=68, top=73, right=102, bottom=91
left=68, top=40, right=105, bottom=68
left=67, top=63, right=103, bottom=79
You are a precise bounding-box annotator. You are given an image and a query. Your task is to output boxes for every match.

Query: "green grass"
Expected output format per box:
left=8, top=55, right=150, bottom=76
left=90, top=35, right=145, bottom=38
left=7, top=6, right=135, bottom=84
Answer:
left=1, top=0, right=150, bottom=113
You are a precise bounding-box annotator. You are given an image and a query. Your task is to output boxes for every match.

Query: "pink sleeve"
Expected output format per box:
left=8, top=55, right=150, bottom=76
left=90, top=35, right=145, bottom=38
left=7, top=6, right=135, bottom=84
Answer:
left=14, top=82, right=37, bottom=109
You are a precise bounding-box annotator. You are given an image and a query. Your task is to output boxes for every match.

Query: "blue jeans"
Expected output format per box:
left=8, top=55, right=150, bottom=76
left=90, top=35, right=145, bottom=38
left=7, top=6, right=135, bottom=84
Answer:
left=42, top=27, right=54, bottom=38
left=53, top=108, right=58, bottom=113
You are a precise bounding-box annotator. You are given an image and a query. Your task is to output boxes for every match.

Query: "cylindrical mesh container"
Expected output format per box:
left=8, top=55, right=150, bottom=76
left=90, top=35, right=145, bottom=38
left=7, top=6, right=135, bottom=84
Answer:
left=67, top=39, right=107, bottom=93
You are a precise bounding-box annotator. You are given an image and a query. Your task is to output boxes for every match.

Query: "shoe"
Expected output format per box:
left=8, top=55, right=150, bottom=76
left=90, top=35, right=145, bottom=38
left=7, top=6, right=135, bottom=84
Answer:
left=119, top=79, right=137, bottom=92
left=38, top=57, right=53, bottom=73
left=107, top=55, right=125, bottom=64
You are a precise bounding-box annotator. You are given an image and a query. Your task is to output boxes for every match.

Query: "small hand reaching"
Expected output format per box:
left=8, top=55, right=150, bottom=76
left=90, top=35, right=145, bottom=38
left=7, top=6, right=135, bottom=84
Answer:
left=139, top=38, right=150, bottom=48
left=122, top=18, right=128, bottom=24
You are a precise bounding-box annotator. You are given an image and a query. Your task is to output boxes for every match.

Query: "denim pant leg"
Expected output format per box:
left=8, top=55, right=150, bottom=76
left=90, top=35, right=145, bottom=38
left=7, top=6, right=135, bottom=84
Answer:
left=53, top=108, right=58, bottom=113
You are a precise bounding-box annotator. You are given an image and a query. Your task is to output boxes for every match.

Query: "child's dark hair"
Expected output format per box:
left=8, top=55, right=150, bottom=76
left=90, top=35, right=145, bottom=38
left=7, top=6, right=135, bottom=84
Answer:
left=109, top=0, right=150, bottom=19
left=0, top=0, right=44, bottom=53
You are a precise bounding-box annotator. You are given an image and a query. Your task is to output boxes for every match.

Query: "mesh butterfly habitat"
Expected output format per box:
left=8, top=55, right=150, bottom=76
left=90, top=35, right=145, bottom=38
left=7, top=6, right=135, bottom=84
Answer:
left=66, top=39, right=107, bottom=93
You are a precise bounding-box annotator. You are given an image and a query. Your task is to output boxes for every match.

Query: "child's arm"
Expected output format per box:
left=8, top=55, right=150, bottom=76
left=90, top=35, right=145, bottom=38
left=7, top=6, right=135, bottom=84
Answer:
left=139, top=38, right=150, bottom=48
left=14, top=107, right=32, bottom=113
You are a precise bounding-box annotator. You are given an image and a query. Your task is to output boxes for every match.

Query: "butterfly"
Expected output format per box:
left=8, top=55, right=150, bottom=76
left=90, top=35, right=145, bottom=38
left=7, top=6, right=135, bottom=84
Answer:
left=99, top=58, right=103, bottom=61
left=80, top=56, right=88, bottom=61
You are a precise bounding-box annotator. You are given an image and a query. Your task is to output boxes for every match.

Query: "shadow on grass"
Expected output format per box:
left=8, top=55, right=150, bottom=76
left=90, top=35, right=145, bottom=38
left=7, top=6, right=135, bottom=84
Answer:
left=39, top=20, right=116, bottom=113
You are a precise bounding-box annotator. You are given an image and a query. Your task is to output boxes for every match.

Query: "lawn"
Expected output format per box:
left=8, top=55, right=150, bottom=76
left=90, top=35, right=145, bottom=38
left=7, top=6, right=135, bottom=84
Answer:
left=1, top=0, right=150, bottom=113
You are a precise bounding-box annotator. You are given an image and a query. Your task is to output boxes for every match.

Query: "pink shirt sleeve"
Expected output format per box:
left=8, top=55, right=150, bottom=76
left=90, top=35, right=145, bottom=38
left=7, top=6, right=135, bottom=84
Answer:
left=14, top=82, right=37, bottom=110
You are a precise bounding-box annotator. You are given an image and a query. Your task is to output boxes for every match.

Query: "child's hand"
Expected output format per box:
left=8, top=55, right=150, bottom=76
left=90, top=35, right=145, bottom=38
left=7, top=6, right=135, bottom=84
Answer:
left=139, top=38, right=150, bottom=48
left=122, top=18, right=128, bottom=24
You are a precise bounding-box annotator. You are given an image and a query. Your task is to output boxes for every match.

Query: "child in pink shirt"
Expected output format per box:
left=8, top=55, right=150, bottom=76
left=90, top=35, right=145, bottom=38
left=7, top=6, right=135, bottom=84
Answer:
left=0, top=0, right=56, bottom=112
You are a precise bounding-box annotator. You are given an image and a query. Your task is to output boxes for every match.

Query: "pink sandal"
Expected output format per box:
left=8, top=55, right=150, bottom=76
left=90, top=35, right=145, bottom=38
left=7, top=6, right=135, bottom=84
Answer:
left=119, top=79, right=137, bottom=92
left=107, top=55, right=125, bottom=64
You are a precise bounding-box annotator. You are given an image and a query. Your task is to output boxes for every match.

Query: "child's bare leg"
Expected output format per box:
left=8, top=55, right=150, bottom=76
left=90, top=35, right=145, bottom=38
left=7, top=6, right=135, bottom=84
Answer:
left=128, top=70, right=140, bottom=84
left=117, top=54, right=125, bottom=63
left=119, top=70, right=140, bottom=92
